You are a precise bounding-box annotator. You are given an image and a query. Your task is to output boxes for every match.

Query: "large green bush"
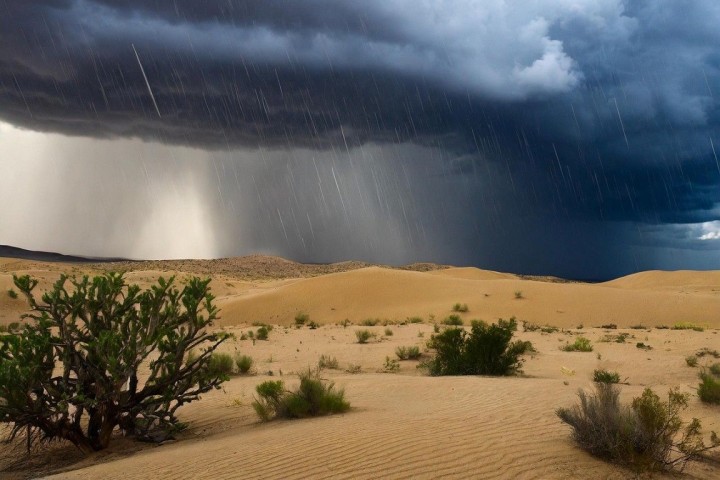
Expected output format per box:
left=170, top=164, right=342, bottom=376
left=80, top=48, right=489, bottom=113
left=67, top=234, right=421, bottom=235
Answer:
left=0, top=273, right=229, bottom=453
left=424, top=317, right=527, bottom=376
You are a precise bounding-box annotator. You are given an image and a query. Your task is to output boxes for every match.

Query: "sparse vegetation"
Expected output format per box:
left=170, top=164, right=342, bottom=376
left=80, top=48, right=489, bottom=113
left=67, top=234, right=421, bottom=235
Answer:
left=355, top=329, right=375, bottom=344
left=557, top=383, right=719, bottom=472
left=308, top=321, right=319, bottom=329
left=562, top=337, right=593, bottom=352
left=696, top=348, right=720, bottom=359
left=395, top=345, right=422, bottom=360
left=235, top=354, right=254, bottom=374
left=710, top=363, right=720, bottom=376
left=672, top=322, right=705, bottom=332
left=600, top=323, right=617, bottom=330
left=599, top=332, right=631, bottom=343
left=295, top=312, right=309, bottom=326
left=339, top=319, right=352, bottom=328
left=318, top=354, right=339, bottom=370
left=6, top=288, right=17, bottom=299
left=442, top=315, right=463, bottom=326
left=207, top=352, right=235, bottom=376
left=256, top=325, right=270, bottom=341
left=384, top=327, right=393, bottom=336
left=407, top=316, right=424, bottom=324
left=514, top=290, right=523, bottom=299
left=360, top=318, right=380, bottom=326
left=252, top=370, right=350, bottom=421
left=382, top=356, right=400, bottom=372
left=698, top=372, right=720, bottom=404
left=636, top=342, right=652, bottom=350
left=423, top=317, right=528, bottom=376
left=523, top=322, right=559, bottom=334
left=0, top=273, right=229, bottom=452
left=593, top=369, right=620, bottom=384
left=685, top=355, right=698, bottom=367
left=452, top=303, right=468, bottom=313
left=345, top=364, right=362, bottom=374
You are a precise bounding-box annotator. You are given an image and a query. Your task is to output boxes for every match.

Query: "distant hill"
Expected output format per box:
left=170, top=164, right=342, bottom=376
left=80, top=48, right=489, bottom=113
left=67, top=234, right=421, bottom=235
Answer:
left=0, top=245, right=126, bottom=263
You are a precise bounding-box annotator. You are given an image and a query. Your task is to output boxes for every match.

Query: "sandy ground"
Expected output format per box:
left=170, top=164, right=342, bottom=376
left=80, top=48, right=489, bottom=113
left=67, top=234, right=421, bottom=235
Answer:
left=0, top=257, right=719, bottom=479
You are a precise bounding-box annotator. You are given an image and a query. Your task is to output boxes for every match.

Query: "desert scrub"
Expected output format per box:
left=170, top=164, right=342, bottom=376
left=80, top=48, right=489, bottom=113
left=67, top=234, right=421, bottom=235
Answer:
left=523, top=322, right=558, bottom=334
left=360, top=318, right=380, bottom=326
left=452, top=303, right=468, bottom=313
left=294, top=312, right=309, bottom=326
left=710, top=363, right=720, bottom=376
left=557, top=383, right=719, bottom=472
left=235, top=354, right=254, bottom=374
left=685, top=355, right=698, bottom=367
left=345, top=364, right=362, bottom=374
left=562, top=337, right=593, bottom=352
left=514, top=290, right=523, bottom=299
left=318, top=354, right=339, bottom=370
left=382, top=356, right=400, bottom=373
left=384, top=327, right=393, bottom=336
left=698, top=371, right=720, bottom=404
left=672, top=322, right=704, bottom=332
left=6, top=288, right=17, bottom=299
left=407, top=316, right=424, bottom=324
left=256, top=325, right=270, bottom=340
left=442, top=315, right=463, bottom=326
left=423, top=317, right=528, bottom=376
left=355, top=329, right=375, bottom=344
left=592, top=369, right=620, bottom=384
left=252, top=370, right=350, bottom=421
left=207, top=352, right=235, bottom=376
left=395, top=345, right=421, bottom=360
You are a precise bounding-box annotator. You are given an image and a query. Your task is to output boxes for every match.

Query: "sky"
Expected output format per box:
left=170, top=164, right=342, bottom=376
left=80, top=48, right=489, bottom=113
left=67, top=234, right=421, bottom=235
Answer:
left=1, top=0, right=719, bottom=279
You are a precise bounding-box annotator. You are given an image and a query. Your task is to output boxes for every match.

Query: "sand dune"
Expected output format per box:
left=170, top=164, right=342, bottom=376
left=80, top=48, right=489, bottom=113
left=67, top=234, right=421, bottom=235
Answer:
left=1, top=257, right=719, bottom=479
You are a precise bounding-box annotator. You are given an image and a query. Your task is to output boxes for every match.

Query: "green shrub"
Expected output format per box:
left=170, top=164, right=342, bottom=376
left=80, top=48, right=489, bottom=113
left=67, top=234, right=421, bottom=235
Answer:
left=698, top=372, right=720, bottom=404
left=452, top=303, right=468, bottom=313
left=355, top=329, right=374, bottom=344
left=384, top=327, right=393, bottom=336
left=345, top=364, right=361, bottom=374
left=593, top=369, right=620, bottom=384
left=360, top=318, right=380, bottom=326
left=252, top=370, right=350, bottom=421
left=7, top=322, right=20, bottom=333
left=339, top=319, right=352, bottom=328
left=0, top=325, right=7, bottom=333
left=6, top=289, right=17, bottom=299
left=710, top=363, right=720, bottom=376
left=696, top=348, right=720, bottom=359
left=442, top=315, right=463, bottom=326
left=514, top=290, right=523, bottom=299
left=562, top=337, right=593, bottom=352
left=395, top=345, right=421, bottom=360
left=424, top=317, right=527, bottom=376
left=636, top=342, right=652, bottom=350
left=382, top=356, right=400, bottom=373
left=207, top=352, right=234, bottom=376
left=557, top=383, right=719, bottom=472
left=256, top=325, right=270, bottom=341
left=294, top=312, right=309, bottom=326
left=407, top=316, right=424, bottom=324
left=523, top=322, right=558, bottom=334
left=600, top=323, right=617, bottom=330
left=318, top=354, right=339, bottom=370
left=672, top=322, right=704, bottom=332
left=685, top=355, right=698, bottom=367
left=308, top=321, right=319, bottom=329
left=235, top=354, right=254, bottom=374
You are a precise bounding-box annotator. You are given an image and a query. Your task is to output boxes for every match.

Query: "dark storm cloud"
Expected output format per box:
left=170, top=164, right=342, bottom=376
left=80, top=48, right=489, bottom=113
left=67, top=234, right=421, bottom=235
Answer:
left=1, top=0, right=719, bottom=275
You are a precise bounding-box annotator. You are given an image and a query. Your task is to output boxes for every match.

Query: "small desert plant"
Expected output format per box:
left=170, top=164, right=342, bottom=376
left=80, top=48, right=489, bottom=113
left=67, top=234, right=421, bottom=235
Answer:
left=514, top=290, right=523, bottom=299
left=452, top=303, right=468, bottom=313
left=442, top=315, right=463, bottom=326
left=318, top=354, right=339, bottom=370
left=685, top=355, right=698, bottom=367
left=0, top=325, right=7, bottom=333
left=355, top=329, right=375, bottom=344
left=294, top=312, right=309, bottom=326
left=636, top=342, right=652, bottom=350
left=710, top=363, right=720, bottom=376
left=557, top=383, right=719, bottom=472
left=424, top=317, right=527, bottom=376
left=252, top=370, right=350, bottom=421
left=7, top=321, right=20, bottom=333
left=514, top=340, right=536, bottom=355
left=672, top=322, right=704, bottom=332
left=600, top=323, right=617, bottom=330
left=593, top=369, right=620, bottom=384
left=308, top=321, right=319, bottom=329
left=6, top=289, right=17, bottom=299
left=407, top=316, right=424, bottom=324
left=235, top=354, right=254, bottom=374
left=239, top=332, right=248, bottom=341
left=562, top=337, right=593, bottom=352
left=384, top=327, right=393, bottom=336
left=382, top=356, right=400, bottom=373
left=696, top=348, right=720, bottom=359
left=360, top=318, right=380, bottom=326
left=698, top=372, right=720, bottom=404
left=339, top=319, right=352, bottom=328
left=256, top=325, right=270, bottom=341
left=629, top=324, right=646, bottom=330
left=207, top=352, right=235, bottom=376
left=395, top=345, right=421, bottom=360
left=523, top=322, right=558, bottom=334
left=345, top=364, right=362, bottom=374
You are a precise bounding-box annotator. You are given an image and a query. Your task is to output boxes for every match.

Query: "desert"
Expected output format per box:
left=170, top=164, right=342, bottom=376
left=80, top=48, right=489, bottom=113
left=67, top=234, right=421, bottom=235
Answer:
left=1, top=256, right=718, bottom=479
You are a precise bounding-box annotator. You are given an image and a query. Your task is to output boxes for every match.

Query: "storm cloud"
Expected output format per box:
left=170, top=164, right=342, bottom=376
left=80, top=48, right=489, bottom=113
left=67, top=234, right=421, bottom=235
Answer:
left=1, top=1, right=719, bottom=278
